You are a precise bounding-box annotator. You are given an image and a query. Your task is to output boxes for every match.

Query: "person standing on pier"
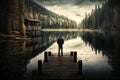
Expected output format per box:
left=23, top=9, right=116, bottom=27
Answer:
left=57, top=36, right=64, bottom=56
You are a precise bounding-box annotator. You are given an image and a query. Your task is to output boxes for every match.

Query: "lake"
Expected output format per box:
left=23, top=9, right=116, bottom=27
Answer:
left=0, top=30, right=120, bottom=80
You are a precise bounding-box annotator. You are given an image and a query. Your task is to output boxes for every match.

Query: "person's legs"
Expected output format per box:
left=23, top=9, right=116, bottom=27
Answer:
left=58, top=46, right=60, bottom=56
left=61, top=47, right=63, bottom=56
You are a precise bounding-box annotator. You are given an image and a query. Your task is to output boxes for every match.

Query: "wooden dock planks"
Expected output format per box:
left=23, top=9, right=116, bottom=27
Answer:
left=36, top=53, right=85, bottom=80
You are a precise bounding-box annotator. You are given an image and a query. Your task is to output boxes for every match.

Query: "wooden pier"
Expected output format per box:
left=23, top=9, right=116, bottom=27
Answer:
left=36, top=52, right=85, bottom=80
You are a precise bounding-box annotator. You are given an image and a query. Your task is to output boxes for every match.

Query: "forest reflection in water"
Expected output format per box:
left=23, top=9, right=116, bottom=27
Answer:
left=79, top=31, right=120, bottom=80
left=0, top=31, right=77, bottom=80
left=0, top=31, right=120, bottom=80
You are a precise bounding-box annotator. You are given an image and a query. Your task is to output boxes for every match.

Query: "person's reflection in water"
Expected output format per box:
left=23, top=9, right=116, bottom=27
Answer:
left=57, top=36, right=64, bottom=56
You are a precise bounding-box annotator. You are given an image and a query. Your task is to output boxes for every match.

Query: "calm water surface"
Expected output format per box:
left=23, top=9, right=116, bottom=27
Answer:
left=0, top=31, right=120, bottom=80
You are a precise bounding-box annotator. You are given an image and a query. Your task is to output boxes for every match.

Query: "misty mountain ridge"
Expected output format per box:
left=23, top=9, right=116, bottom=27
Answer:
left=33, top=0, right=104, bottom=23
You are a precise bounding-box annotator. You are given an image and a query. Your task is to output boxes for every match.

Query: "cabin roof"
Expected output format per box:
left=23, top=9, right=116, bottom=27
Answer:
left=25, top=18, right=39, bottom=22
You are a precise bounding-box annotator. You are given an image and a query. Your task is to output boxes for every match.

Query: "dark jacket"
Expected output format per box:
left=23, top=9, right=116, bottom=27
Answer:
left=57, top=38, right=64, bottom=47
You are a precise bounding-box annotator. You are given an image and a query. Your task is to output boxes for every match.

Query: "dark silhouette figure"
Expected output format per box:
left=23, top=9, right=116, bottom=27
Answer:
left=57, top=37, right=64, bottom=56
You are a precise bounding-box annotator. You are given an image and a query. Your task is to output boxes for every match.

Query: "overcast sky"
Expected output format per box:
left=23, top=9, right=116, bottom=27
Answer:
left=35, top=0, right=105, bottom=24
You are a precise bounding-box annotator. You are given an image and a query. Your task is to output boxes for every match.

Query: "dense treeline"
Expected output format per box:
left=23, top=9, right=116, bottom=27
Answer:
left=80, top=0, right=120, bottom=30
left=25, top=0, right=77, bottom=29
left=0, top=0, right=77, bottom=35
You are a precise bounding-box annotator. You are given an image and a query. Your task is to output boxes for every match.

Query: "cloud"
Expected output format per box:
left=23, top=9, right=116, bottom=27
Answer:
left=39, top=0, right=81, bottom=6
left=38, top=0, right=104, bottom=6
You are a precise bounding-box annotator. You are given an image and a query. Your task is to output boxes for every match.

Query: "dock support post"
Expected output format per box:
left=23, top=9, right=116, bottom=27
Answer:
left=48, top=51, right=51, bottom=56
left=74, top=51, right=77, bottom=62
left=78, top=60, right=82, bottom=75
left=44, top=52, right=48, bottom=62
left=70, top=51, right=74, bottom=56
left=38, top=60, right=42, bottom=74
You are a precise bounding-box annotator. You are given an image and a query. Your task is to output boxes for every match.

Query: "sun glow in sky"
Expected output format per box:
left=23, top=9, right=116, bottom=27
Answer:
left=35, top=0, right=103, bottom=24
